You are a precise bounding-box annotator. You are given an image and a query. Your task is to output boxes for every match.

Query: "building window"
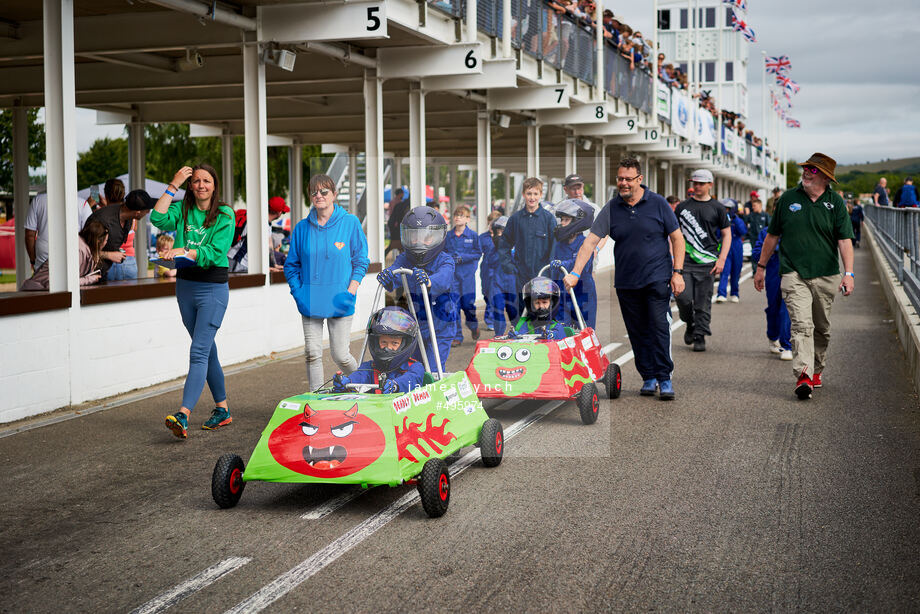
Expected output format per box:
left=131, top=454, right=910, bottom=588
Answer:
left=679, top=62, right=688, bottom=75
left=704, top=7, right=716, bottom=28
left=658, top=9, right=671, bottom=30
left=725, top=7, right=734, bottom=27
left=699, top=61, right=715, bottom=82
left=725, top=61, right=734, bottom=82
left=680, top=8, right=688, bottom=29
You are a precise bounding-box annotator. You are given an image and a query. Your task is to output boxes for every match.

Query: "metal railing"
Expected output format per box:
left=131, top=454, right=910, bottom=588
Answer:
left=865, top=204, right=920, bottom=312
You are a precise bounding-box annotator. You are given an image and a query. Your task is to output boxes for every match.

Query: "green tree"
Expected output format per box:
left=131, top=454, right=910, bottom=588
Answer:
left=782, top=159, right=801, bottom=188
left=0, top=108, right=46, bottom=193
left=76, top=136, right=129, bottom=188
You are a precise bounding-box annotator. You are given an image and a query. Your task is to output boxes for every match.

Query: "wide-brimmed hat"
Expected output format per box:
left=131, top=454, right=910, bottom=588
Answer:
left=799, top=152, right=837, bottom=183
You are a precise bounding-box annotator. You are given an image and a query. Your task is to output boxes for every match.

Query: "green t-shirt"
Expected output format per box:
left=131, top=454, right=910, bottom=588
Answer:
left=150, top=202, right=235, bottom=268
left=766, top=184, right=854, bottom=279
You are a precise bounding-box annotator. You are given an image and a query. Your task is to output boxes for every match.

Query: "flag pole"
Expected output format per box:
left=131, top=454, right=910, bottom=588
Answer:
left=761, top=50, right=767, bottom=156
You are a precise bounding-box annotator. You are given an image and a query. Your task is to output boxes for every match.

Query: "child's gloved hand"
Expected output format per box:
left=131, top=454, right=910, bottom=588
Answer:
left=549, top=259, right=564, bottom=274
left=413, top=268, right=430, bottom=287
left=377, top=269, right=396, bottom=291
left=453, top=254, right=462, bottom=265
left=541, top=326, right=555, bottom=340
left=382, top=379, right=399, bottom=394
left=332, top=372, right=350, bottom=392
left=506, top=328, right=521, bottom=339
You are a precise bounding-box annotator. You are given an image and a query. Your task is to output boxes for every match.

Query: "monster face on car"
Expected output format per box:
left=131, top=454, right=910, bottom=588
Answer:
left=471, top=343, right=550, bottom=396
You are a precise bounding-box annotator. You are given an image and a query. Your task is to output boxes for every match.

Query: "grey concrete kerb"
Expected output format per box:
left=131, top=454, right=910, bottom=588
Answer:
left=864, top=222, right=920, bottom=396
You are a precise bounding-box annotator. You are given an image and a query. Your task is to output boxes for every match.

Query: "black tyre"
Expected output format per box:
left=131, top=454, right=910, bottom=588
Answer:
left=212, top=453, right=245, bottom=509
left=603, top=363, right=622, bottom=399
left=417, top=458, right=450, bottom=518
left=577, top=382, right=600, bottom=425
left=478, top=418, right=504, bottom=468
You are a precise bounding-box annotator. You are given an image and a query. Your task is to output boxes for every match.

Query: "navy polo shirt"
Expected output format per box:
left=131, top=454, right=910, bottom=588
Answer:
left=590, top=186, right=679, bottom=289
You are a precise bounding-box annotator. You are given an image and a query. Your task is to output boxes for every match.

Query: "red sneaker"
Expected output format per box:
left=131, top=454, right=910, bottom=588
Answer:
left=795, top=370, right=813, bottom=400
left=812, top=373, right=823, bottom=388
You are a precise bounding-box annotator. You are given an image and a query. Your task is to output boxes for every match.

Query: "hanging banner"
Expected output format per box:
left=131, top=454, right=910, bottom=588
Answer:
left=656, top=83, right=671, bottom=120
left=722, top=125, right=735, bottom=157
left=671, top=90, right=691, bottom=138
left=736, top=137, right=747, bottom=160
left=696, top=110, right=716, bottom=147
left=752, top=147, right=764, bottom=169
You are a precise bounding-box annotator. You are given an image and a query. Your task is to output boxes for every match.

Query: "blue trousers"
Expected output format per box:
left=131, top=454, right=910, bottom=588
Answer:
left=489, top=291, right=520, bottom=336
left=453, top=264, right=479, bottom=339
left=764, top=264, right=792, bottom=350
left=176, top=279, right=228, bottom=410
left=617, top=280, right=673, bottom=382
left=717, top=241, right=744, bottom=298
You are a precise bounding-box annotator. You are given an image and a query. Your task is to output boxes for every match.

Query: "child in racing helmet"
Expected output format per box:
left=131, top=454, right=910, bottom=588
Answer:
left=507, top=276, right=567, bottom=340
left=333, top=306, right=425, bottom=394
left=549, top=199, right=597, bottom=329
left=376, top=206, right=458, bottom=372
left=484, top=216, right=518, bottom=336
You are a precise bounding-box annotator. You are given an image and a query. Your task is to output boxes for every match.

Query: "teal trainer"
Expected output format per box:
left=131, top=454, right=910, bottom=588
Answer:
left=165, top=412, right=188, bottom=439
left=202, top=406, right=232, bottom=430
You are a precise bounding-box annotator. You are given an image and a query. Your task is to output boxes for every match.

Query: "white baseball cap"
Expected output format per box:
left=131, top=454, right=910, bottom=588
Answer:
left=689, top=169, right=714, bottom=183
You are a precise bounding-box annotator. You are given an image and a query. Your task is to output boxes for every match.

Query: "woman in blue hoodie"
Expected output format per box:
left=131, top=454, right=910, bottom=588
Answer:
left=284, top=174, right=370, bottom=391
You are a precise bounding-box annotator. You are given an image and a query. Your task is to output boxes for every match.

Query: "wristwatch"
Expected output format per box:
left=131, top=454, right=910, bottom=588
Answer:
left=672, top=268, right=684, bottom=274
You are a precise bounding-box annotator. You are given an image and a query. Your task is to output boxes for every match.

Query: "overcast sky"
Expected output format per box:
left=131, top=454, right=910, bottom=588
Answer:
left=73, top=0, right=918, bottom=166
left=624, top=0, right=920, bottom=164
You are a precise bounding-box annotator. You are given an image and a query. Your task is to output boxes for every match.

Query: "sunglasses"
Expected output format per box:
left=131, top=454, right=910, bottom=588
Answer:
left=310, top=188, right=332, bottom=198
left=616, top=175, right=640, bottom=183
left=802, top=166, right=819, bottom=175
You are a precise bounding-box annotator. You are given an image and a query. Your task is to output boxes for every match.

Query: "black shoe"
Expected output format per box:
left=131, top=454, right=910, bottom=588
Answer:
left=692, top=336, right=706, bottom=352
left=683, top=325, right=695, bottom=345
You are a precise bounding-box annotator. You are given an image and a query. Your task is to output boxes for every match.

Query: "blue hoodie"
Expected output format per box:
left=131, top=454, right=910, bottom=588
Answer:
left=284, top=204, right=369, bottom=318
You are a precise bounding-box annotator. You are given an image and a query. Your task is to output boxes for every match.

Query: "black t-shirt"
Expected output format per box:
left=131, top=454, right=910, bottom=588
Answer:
left=874, top=185, right=889, bottom=205
left=87, top=204, right=131, bottom=252
left=675, top=198, right=729, bottom=266
left=387, top=199, right=411, bottom=238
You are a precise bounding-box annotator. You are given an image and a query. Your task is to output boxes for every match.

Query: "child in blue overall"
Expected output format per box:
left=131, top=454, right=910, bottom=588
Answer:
left=549, top=199, right=596, bottom=329
left=479, top=211, right=502, bottom=330
left=445, top=205, right=482, bottom=346
left=484, top=216, right=518, bottom=336
left=716, top=199, right=748, bottom=302
left=332, top=306, right=425, bottom=393
left=508, top=277, right=567, bottom=340
left=377, top=206, right=457, bottom=372
left=752, top=227, right=792, bottom=360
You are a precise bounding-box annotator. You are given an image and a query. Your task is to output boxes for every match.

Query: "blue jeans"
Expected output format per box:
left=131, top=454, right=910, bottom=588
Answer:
left=108, top=256, right=137, bottom=280
left=176, top=278, right=229, bottom=410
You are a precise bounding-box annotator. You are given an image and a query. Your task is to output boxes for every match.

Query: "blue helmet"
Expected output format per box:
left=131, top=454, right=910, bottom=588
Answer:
left=553, top=199, right=594, bottom=242
left=367, top=306, right=418, bottom=371
left=400, top=206, right=447, bottom=266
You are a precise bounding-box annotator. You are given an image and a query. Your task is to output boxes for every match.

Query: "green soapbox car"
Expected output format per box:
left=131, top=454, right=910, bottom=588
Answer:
left=464, top=265, right=621, bottom=425
left=211, top=269, right=503, bottom=518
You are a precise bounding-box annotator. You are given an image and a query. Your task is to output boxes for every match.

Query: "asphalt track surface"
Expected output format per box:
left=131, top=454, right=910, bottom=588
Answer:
left=2, top=245, right=920, bottom=613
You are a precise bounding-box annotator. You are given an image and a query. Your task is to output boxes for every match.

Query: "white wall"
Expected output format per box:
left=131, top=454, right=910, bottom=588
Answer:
left=0, top=273, right=384, bottom=424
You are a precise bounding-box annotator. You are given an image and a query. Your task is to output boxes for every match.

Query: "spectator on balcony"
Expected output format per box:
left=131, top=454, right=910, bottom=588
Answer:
left=21, top=219, right=108, bottom=291
left=23, top=192, right=93, bottom=273
left=660, top=63, right=677, bottom=85
left=85, top=188, right=156, bottom=282
left=893, top=177, right=917, bottom=208
left=873, top=177, right=889, bottom=206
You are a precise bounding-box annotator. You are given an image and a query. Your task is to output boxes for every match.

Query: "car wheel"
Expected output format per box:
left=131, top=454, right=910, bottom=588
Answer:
left=604, top=363, right=622, bottom=399
left=577, top=382, right=600, bottom=425
left=212, top=453, right=245, bottom=509
left=417, top=458, right=450, bottom=518
left=478, top=418, right=504, bottom=468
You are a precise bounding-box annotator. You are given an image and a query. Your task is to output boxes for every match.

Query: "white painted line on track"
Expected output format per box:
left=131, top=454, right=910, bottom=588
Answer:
left=130, top=556, right=251, bottom=614
left=226, top=399, right=568, bottom=614
left=299, top=400, right=525, bottom=520
left=601, top=342, right=622, bottom=355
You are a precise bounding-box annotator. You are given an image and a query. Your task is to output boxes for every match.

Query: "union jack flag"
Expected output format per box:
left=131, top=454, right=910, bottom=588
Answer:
left=786, top=118, right=801, bottom=128
left=721, top=0, right=747, bottom=10
left=783, top=79, right=801, bottom=95
left=764, top=55, right=791, bottom=75
left=730, top=10, right=756, bottom=42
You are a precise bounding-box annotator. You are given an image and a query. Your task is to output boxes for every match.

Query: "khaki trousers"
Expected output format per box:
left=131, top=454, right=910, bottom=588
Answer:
left=780, top=272, right=838, bottom=378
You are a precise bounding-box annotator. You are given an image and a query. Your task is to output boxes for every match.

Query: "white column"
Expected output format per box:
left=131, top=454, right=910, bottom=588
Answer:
left=502, top=0, right=512, bottom=58
left=364, top=69, right=384, bottom=265
left=431, top=162, right=440, bottom=212
left=466, top=0, right=477, bottom=43
left=504, top=170, right=511, bottom=207
left=243, top=40, right=268, bottom=277
left=565, top=134, right=576, bottom=177
left=448, top=165, right=458, bottom=210
left=595, top=0, right=603, bottom=92
left=43, top=0, right=79, bottom=298
left=663, top=160, right=673, bottom=197
left=594, top=144, right=606, bottom=205
left=291, top=141, right=304, bottom=226
left=347, top=146, right=358, bottom=212
left=408, top=85, right=427, bottom=208
left=646, top=156, right=657, bottom=193
left=392, top=155, right=402, bottom=198
left=476, top=109, right=492, bottom=232
left=12, top=104, right=30, bottom=289
left=526, top=123, right=539, bottom=178
left=221, top=131, right=234, bottom=205
left=128, top=122, right=148, bottom=277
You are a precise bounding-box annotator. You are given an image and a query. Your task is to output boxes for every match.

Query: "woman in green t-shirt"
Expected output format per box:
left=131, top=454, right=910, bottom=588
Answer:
left=151, top=163, right=235, bottom=439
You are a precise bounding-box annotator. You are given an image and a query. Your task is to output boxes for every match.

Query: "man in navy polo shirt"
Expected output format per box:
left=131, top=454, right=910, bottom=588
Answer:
left=563, top=158, right=686, bottom=400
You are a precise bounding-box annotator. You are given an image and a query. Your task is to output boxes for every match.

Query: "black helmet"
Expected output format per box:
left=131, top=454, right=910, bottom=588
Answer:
left=521, top=276, right=561, bottom=326
left=366, top=306, right=419, bottom=372
left=400, top=206, right=448, bottom=266
left=553, top=199, right=594, bottom=242
left=491, top=215, right=508, bottom=233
